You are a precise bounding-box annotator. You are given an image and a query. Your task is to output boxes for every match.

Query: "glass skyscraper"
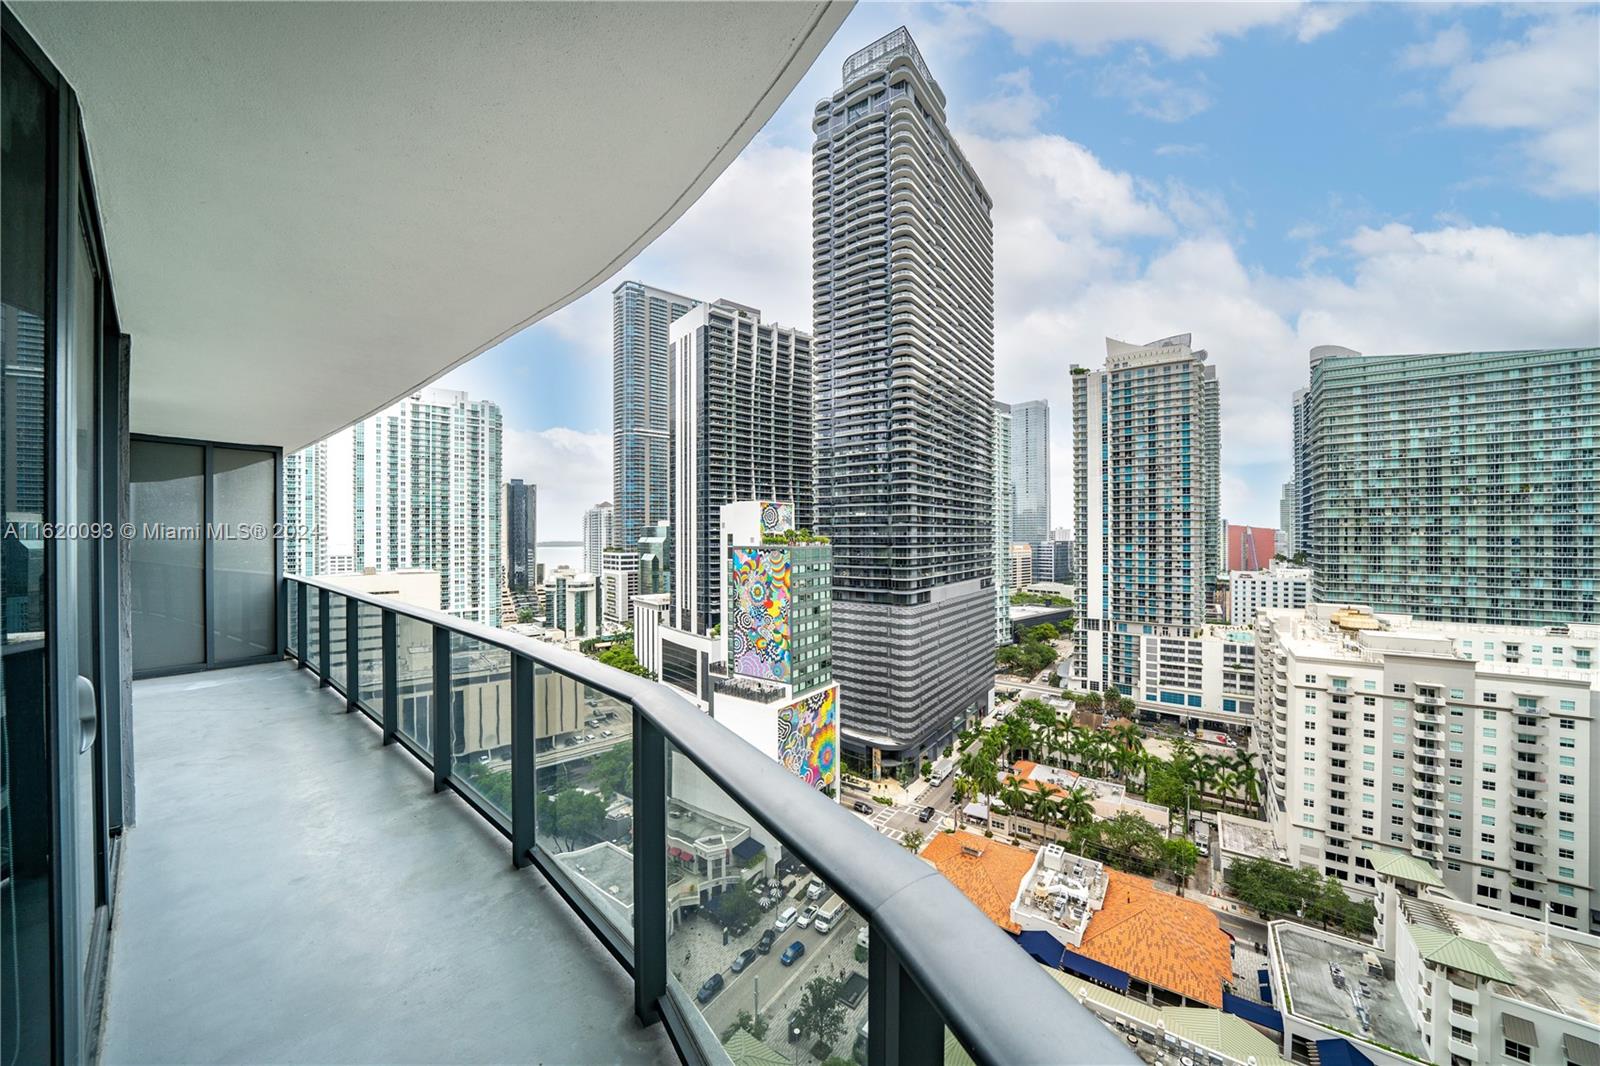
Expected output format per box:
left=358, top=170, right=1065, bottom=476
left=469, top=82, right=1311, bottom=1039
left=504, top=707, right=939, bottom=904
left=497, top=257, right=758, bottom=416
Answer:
left=1297, top=345, right=1599, bottom=625
left=812, top=27, right=995, bottom=768
left=1072, top=335, right=1220, bottom=695
left=1009, top=398, right=1050, bottom=569
left=612, top=281, right=697, bottom=559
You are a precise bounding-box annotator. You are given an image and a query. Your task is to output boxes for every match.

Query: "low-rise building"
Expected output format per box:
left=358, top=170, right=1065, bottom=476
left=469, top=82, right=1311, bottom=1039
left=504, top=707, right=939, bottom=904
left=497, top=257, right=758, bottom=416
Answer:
left=1009, top=543, right=1034, bottom=589
left=1255, top=604, right=1596, bottom=931
left=542, top=566, right=598, bottom=640
left=1269, top=861, right=1600, bottom=1066
left=986, top=761, right=1171, bottom=840
left=599, top=547, right=639, bottom=630
left=1228, top=563, right=1311, bottom=626
left=1133, top=624, right=1258, bottom=731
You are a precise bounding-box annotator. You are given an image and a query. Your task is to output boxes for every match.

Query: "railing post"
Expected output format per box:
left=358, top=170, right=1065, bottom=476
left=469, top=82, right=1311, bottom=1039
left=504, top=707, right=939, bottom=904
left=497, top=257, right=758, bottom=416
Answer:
left=277, top=574, right=289, bottom=659
left=868, top=930, right=943, bottom=1066
left=317, top=587, right=330, bottom=686
left=511, top=655, right=535, bottom=869
left=431, top=626, right=451, bottom=791
left=632, top=708, right=667, bottom=1025
left=345, top=597, right=359, bottom=710
left=295, top=581, right=308, bottom=668
left=381, top=610, right=397, bottom=745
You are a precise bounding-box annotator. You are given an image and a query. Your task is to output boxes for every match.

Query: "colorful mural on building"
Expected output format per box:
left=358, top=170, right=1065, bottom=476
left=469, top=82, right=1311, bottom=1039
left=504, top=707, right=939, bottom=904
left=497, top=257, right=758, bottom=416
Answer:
left=758, top=500, right=794, bottom=535
left=778, top=685, right=837, bottom=790
left=728, top=546, right=790, bottom=683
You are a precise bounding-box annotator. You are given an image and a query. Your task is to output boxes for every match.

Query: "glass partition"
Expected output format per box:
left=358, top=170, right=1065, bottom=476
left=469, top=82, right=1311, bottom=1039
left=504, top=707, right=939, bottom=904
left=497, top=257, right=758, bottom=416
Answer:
left=307, top=591, right=322, bottom=673
left=394, top=614, right=432, bottom=752
left=327, top=595, right=347, bottom=695
left=448, top=634, right=511, bottom=819
left=664, top=746, right=868, bottom=1066
left=533, top=665, right=634, bottom=944
left=129, top=440, right=205, bottom=673
left=210, top=447, right=275, bottom=662
left=355, top=602, right=381, bottom=713
left=286, top=580, right=300, bottom=657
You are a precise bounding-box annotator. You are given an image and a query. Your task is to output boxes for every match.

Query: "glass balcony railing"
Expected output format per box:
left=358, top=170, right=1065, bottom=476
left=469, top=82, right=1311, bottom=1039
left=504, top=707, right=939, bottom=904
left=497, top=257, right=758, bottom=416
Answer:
left=284, top=575, right=1132, bottom=1066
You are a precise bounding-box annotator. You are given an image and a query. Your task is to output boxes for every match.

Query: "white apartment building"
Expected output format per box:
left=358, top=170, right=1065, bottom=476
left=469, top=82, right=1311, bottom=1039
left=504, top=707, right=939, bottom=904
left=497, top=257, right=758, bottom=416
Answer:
left=353, top=387, right=503, bottom=627
left=599, top=547, right=639, bottom=631
left=1134, top=624, right=1257, bottom=731
left=542, top=566, right=598, bottom=641
left=993, top=401, right=1013, bottom=644
left=1228, top=564, right=1311, bottom=625
left=1255, top=604, right=1597, bottom=933
left=1270, top=860, right=1600, bottom=1066
left=581, top=502, right=613, bottom=575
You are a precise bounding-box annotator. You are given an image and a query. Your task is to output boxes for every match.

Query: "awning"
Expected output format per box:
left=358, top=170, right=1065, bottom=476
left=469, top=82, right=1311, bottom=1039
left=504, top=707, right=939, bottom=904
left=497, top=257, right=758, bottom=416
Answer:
left=1222, top=990, right=1283, bottom=1033
left=1060, top=947, right=1131, bottom=993
left=1501, top=1014, right=1539, bottom=1047
left=1565, top=1035, right=1600, bottom=1066
left=1014, top=930, right=1067, bottom=968
left=1316, top=1037, right=1375, bottom=1066
left=731, top=838, right=764, bottom=863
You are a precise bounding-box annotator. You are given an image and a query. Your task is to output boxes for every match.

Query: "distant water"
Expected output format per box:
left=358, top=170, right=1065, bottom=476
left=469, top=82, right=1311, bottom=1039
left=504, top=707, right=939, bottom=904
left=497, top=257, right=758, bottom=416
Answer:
left=537, top=543, right=583, bottom=574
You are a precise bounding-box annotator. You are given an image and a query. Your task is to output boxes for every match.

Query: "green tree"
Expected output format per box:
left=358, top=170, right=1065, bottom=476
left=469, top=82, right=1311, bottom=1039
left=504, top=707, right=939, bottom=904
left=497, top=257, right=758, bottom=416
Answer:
left=1164, top=837, right=1199, bottom=895
left=1026, top=622, right=1059, bottom=642
left=715, top=882, right=761, bottom=930
left=516, top=608, right=536, bottom=624
left=724, top=1010, right=769, bottom=1042
left=794, top=975, right=847, bottom=1048
left=542, top=788, right=606, bottom=850
left=902, top=829, right=926, bottom=852
left=592, top=743, right=633, bottom=799
left=1058, top=787, right=1096, bottom=833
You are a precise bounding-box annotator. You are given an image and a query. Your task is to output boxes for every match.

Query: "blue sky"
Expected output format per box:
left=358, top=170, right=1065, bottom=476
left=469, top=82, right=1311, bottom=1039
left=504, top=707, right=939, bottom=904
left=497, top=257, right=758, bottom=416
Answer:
left=436, top=1, right=1600, bottom=540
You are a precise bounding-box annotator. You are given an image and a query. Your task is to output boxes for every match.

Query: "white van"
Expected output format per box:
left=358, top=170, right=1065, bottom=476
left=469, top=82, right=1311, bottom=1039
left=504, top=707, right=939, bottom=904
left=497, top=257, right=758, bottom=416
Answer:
left=774, top=906, right=798, bottom=932
left=814, top=898, right=846, bottom=934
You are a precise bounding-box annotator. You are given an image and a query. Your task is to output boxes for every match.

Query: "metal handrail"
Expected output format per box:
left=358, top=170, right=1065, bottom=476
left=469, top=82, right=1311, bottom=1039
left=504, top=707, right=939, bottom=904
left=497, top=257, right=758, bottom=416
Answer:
left=286, top=574, right=1133, bottom=1066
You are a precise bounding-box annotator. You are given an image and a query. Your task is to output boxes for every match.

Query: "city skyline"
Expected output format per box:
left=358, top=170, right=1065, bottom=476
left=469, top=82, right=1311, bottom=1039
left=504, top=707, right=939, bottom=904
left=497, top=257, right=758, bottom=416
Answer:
left=433, top=2, right=1599, bottom=540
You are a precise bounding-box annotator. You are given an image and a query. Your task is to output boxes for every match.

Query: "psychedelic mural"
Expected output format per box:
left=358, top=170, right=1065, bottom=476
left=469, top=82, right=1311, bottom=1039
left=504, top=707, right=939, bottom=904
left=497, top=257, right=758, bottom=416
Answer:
left=728, top=546, right=790, bottom=683
left=778, top=686, right=838, bottom=791
left=758, top=500, right=794, bottom=536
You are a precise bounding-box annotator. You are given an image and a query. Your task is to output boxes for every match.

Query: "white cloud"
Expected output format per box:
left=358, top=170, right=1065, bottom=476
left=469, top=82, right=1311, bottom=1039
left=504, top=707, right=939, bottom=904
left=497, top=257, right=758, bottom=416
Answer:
left=968, top=68, right=1051, bottom=136
left=1398, top=23, right=1470, bottom=69
left=1423, top=11, right=1599, bottom=197
left=1154, top=142, right=1208, bottom=158
left=502, top=427, right=611, bottom=541
left=979, top=1, right=1352, bottom=59
left=1096, top=51, right=1213, bottom=123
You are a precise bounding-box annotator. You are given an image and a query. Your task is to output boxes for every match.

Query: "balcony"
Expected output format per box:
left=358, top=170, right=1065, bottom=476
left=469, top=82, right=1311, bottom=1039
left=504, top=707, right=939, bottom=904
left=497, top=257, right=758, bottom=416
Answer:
left=108, top=661, right=674, bottom=1064
left=232, top=576, right=1129, bottom=1066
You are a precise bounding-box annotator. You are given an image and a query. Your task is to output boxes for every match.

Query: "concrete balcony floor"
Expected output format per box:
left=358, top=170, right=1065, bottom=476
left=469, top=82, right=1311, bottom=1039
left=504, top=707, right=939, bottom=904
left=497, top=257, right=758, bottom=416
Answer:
left=105, top=662, right=675, bottom=1065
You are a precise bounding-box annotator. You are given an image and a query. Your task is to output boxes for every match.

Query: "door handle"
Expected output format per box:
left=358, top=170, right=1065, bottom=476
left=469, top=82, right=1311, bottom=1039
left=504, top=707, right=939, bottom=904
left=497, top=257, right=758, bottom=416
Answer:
left=77, top=674, right=98, bottom=754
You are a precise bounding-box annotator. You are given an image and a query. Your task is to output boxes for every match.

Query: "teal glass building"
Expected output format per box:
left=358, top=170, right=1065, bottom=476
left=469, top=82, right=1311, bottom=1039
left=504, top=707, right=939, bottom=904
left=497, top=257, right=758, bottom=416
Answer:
left=1299, top=346, right=1598, bottom=625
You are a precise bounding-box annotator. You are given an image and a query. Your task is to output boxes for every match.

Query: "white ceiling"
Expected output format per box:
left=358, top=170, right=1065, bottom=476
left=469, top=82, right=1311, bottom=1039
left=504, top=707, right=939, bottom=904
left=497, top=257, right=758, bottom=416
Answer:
left=13, top=1, right=849, bottom=449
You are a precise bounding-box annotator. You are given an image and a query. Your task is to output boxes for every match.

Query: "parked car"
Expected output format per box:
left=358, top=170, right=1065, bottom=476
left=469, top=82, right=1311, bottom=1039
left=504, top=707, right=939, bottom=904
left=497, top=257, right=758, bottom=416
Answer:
left=757, top=929, right=777, bottom=955
left=786, top=1011, right=804, bottom=1043
left=806, top=878, right=824, bottom=901
left=918, top=805, right=935, bottom=823
left=731, top=948, right=757, bottom=974
left=780, top=941, right=806, bottom=966
left=857, top=926, right=869, bottom=949
left=797, top=904, right=819, bottom=928
left=774, top=906, right=798, bottom=932
left=1196, top=842, right=1210, bottom=858
left=696, top=973, right=724, bottom=1004
left=852, top=800, right=872, bottom=814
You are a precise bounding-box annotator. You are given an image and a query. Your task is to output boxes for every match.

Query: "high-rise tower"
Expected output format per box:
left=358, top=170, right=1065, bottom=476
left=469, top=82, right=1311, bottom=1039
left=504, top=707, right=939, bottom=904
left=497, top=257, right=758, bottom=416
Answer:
left=612, top=281, right=697, bottom=558
left=504, top=479, right=536, bottom=591
left=354, top=387, right=503, bottom=626
left=668, top=300, right=813, bottom=635
left=1009, top=399, right=1050, bottom=575
left=1071, top=335, right=1220, bottom=695
left=992, top=401, right=1013, bottom=643
left=1296, top=345, right=1599, bottom=624
left=812, top=27, right=995, bottom=768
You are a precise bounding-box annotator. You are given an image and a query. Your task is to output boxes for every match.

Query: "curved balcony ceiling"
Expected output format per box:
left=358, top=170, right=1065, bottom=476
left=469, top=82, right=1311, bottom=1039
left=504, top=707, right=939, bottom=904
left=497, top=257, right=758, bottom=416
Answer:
left=12, top=1, right=849, bottom=448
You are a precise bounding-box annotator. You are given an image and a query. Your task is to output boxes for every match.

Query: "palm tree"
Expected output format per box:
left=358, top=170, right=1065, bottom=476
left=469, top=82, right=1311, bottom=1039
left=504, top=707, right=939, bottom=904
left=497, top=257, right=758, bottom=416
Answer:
left=1108, top=720, right=1143, bottom=755
left=1058, top=787, right=1095, bottom=834
left=959, top=751, right=1001, bottom=804
left=1192, top=755, right=1221, bottom=809
left=1231, top=750, right=1262, bottom=815
left=996, top=782, right=1031, bottom=836
left=951, top=775, right=977, bottom=827
left=1027, top=784, right=1063, bottom=839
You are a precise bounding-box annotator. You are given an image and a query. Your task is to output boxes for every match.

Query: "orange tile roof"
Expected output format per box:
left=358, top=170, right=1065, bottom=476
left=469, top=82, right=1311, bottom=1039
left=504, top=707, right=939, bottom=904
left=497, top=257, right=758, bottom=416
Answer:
left=1078, top=870, right=1232, bottom=1008
left=921, top=831, right=1035, bottom=934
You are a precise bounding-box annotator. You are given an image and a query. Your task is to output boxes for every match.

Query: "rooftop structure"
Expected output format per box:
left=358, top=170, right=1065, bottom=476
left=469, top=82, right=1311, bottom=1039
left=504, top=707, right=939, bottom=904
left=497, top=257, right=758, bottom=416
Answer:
left=921, top=832, right=1040, bottom=934
left=1079, top=870, right=1233, bottom=1009
left=1010, top=844, right=1109, bottom=946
